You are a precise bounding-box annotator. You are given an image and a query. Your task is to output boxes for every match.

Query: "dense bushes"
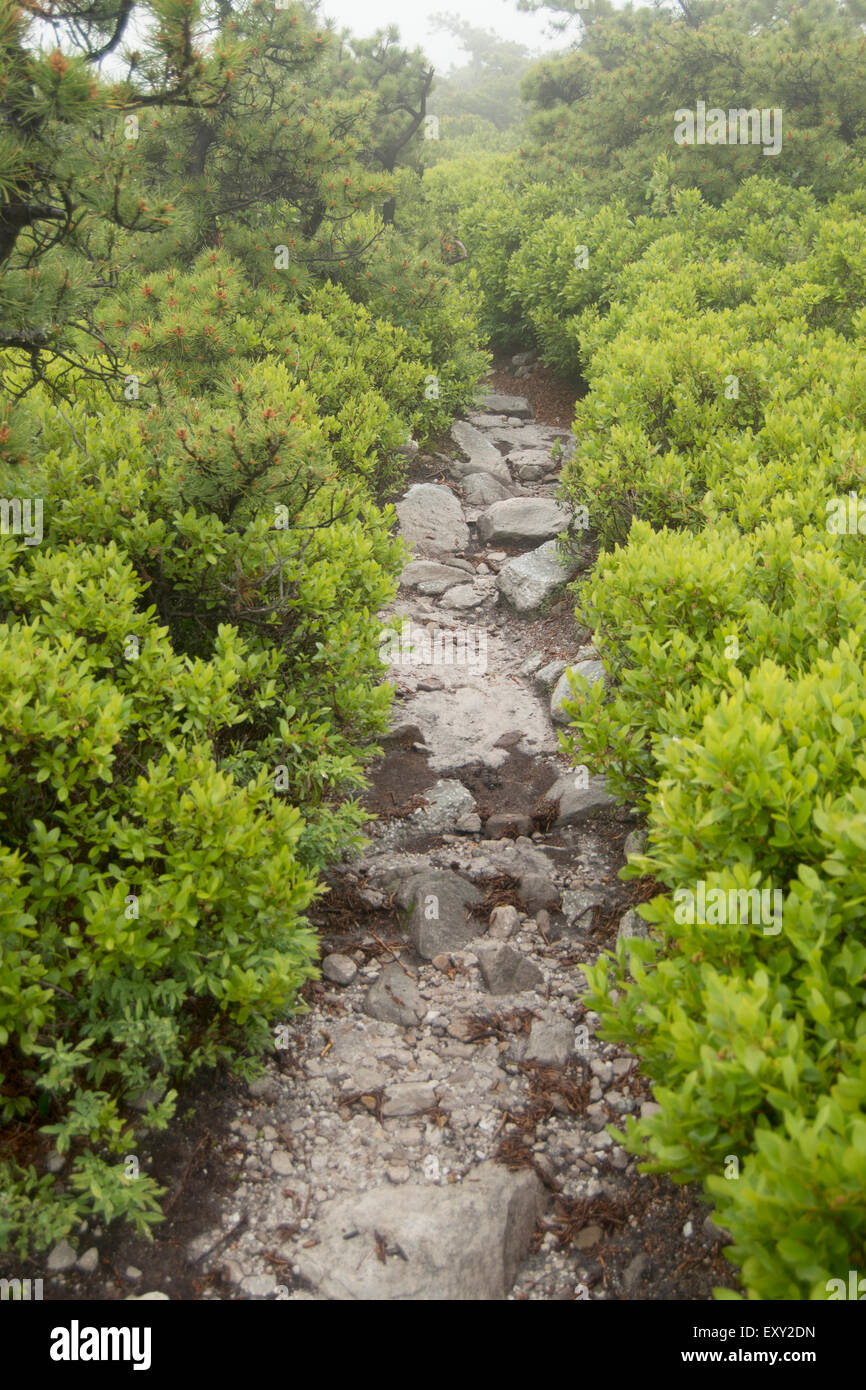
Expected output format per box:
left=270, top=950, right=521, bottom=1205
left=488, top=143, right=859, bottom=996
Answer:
left=0, top=369, right=410, bottom=1252
left=541, top=173, right=866, bottom=1297
left=0, top=0, right=488, bottom=1256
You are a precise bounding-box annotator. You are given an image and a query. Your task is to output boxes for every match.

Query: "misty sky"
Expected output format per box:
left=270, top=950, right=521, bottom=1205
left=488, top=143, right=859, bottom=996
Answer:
left=316, top=0, right=576, bottom=71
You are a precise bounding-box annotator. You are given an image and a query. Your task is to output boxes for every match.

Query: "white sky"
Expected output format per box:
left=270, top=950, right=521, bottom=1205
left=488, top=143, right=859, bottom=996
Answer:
left=315, top=0, right=576, bottom=72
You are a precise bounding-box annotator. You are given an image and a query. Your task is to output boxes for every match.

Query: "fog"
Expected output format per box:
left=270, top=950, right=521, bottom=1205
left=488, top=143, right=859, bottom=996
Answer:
left=317, top=0, right=571, bottom=71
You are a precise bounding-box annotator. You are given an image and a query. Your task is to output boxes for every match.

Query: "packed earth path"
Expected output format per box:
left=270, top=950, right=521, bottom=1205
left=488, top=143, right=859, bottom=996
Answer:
left=40, top=361, right=740, bottom=1303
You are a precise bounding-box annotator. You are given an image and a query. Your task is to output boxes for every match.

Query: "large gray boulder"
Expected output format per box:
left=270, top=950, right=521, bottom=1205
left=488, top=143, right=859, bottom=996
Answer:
left=293, top=1162, right=545, bottom=1300
left=396, top=484, right=469, bottom=559
left=495, top=539, right=585, bottom=614
left=477, top=497, right=571, bottom=547
left=398, top=868, right=485, bottom=959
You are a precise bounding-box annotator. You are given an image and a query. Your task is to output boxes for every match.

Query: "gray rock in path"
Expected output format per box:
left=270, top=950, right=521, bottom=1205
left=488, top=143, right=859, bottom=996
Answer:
left=485, top=812, right=534, bottom=839
left=409, top=780, right=477, bottom=836
left=479, top=392, right=533, bottom=420
left=77, top=1247, right=99, bottom=1274
left=477, top=497, right=571, bottom=547
left=439, top=583, right=485, bottom=610
left=399, top=868, right=485, bottom=959
left=466, top=412, right=508, bottom=429
left=47, top=1240, right=77, bottom=1273
left=293, top=1161, right=544, bottom=1300
left=542, top=772, right=618, bottom=828
left=524, top=1012, right=575, bottom=1067
left=496, top=540, right=585, bottom=615
left=322, top=953, right=357, bottom=986
left=460, top=472, right=515, bottom=506
left=511, top=351, right=536, bottom=368
left=508, top=447, right=551, bottom=473
left=517, top=460, right=546, bottom=481
left=519, top=873, right=561, bottom=914
left=396, top=483, right=469, bottom=559
left=535, top=659, right=568, bottom=690
left=382, top=1082, right=439, bottom=1117
left=475, top=942, right=544, bottom=996
left=363, top=962, right=425, bottom=1026
left=490, top=426, right=549, bottom=453
left=450, top=421, right=512, bottom=483
left=519, top=653, right=544, bottom=676
left=561, top=888, right=605, bottom=930
left=125, top=1291, right=170, bottom=1301
left=479, top=839, right=557, bottom=880
left=455, top=812, right=482, bottom=834
left=241, top=1274, right=277, bottom=1298
left=488, top=905, right=521, bottom=940
left=400, top=560, right=472, bottom=595
left=551, top=660, right=606, bottom=726
left=381, top=719, right=424, bottom=746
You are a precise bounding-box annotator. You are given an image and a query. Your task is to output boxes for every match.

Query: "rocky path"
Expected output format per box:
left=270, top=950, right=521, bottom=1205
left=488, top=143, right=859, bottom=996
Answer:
left=37, top=371, right=738, bottom=1302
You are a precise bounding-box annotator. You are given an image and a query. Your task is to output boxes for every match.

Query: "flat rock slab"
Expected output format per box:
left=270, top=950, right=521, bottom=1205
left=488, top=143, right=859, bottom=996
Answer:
left=396, top=484, right=469, bottom=558
left=398, top=868, right=485, bottom=959
left=490, top=426, right=555, bottom=452
left=439, top=583, right=487, bottom=610
left=460, top=472, right=515, bottom=506
left=465, top=412, right=509, bottom=428
left=477, top=497, right=571, bottom=547
left=406, top=672, right=558, bottom=773
left=496, top=540, right=585, bottom=614
left=293, top=1162, right=544, bottom=1300
left=479, top=392, right=534, bottom=420
left=450, top=422, right=512, bottom=483
left=400, top=560, right=472, bottom=595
